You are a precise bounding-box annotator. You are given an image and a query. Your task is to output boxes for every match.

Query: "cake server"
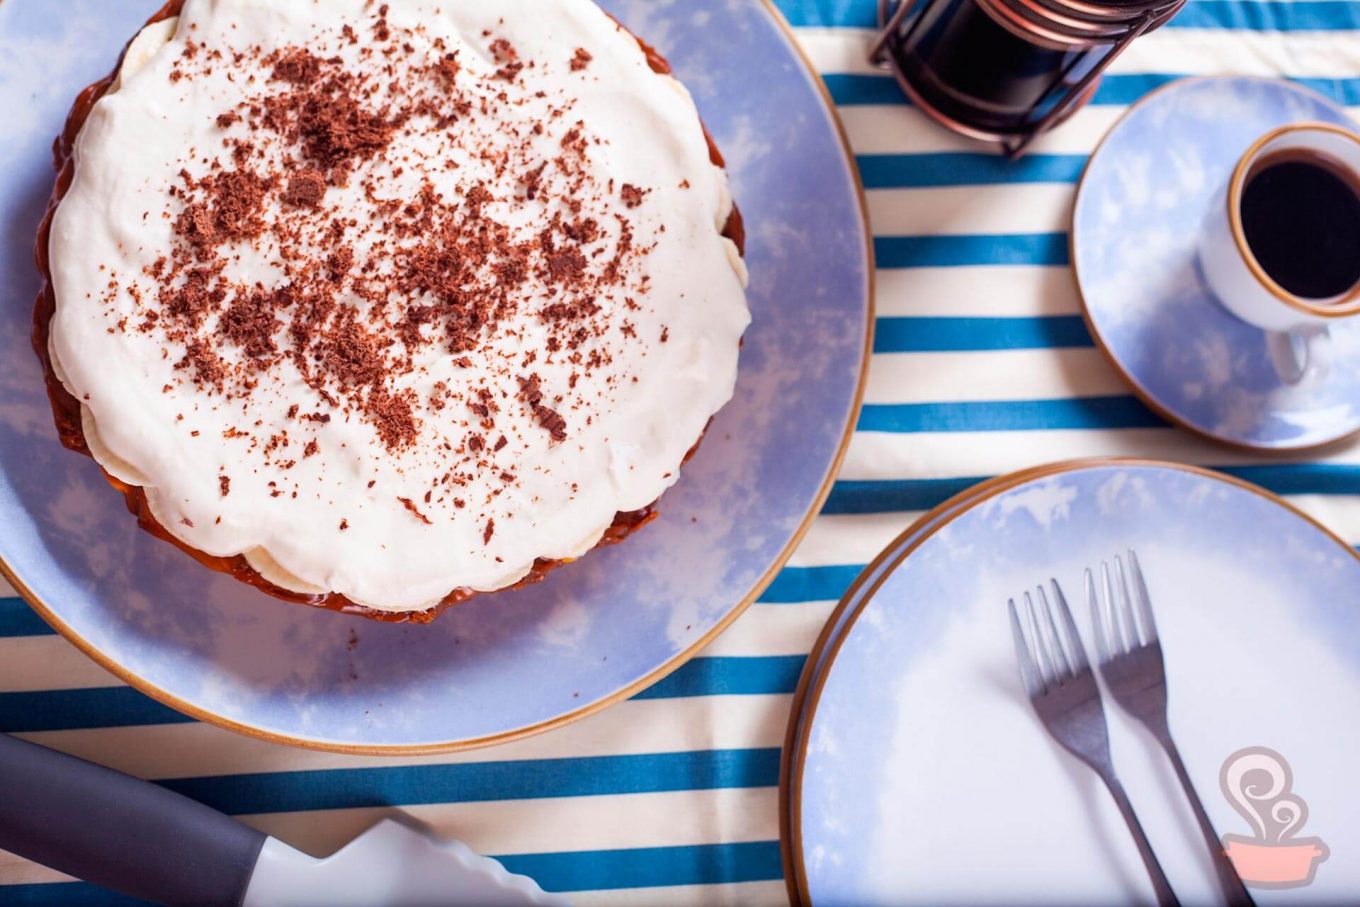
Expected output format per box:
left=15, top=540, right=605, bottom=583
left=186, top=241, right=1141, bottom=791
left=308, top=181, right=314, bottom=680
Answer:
left=0, top=732, right=568, bottom=907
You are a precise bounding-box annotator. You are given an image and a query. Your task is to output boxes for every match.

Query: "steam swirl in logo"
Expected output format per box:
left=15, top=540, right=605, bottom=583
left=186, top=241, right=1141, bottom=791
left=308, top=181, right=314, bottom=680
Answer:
left=1220, top=747, right=1308, bottom=844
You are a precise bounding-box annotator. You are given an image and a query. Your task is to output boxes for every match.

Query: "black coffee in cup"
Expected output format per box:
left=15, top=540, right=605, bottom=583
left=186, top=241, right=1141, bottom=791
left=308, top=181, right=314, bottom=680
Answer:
left=1239, top=150, right=1360, bottom=300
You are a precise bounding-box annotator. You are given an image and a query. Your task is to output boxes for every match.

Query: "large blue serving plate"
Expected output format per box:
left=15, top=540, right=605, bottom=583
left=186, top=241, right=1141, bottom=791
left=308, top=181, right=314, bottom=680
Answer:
left=0, top=0, right=871, bottom=751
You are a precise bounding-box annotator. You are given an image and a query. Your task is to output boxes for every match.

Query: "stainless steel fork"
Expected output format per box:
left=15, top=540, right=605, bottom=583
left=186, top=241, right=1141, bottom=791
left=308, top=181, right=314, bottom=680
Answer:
left=1088, top=552, right=1254, bottom=907
left=1009, top=581, right=1179, bottom=907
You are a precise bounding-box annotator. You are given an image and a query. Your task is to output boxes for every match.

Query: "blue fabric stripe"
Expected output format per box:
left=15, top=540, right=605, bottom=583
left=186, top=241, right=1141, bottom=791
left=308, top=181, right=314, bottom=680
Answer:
left=874, top=316, right=1092, bottom=352
left=1217, top=463, right=1360, bottom=495
left=0, top=884, right=150, bottom=906
left=823, top=464, right=1360, bottom=515
left=775, top=0, right=1360, bottom=31
left=500, top=840, right=784, bottom=892
left=1098, top=74, right=1360, bottom=107
left=632, top=655, right=805, bottom=698
left=822, top=476, right=984, bottom=514
left=0, top=687, right=191, bottom=733
left=758, top=564, right=865, bottom=602
left=859, top=152, right=1089, bottom=187
left=875, top=233, right=1069, bottom=267
left=824, top=73, right=1360, bottom=109
left=0, top=657, right=806, bottom=731
left=1173, top=1, right=1360, bottom=31
left=0, top=840, right=784, bottom=902
left=157, top=748, right=780, bottom=814
left=858, top=396, right=1165, bottom=432
left=823, top=73, right=915, bottom=106
left=0, top=597, right=51, bottom=637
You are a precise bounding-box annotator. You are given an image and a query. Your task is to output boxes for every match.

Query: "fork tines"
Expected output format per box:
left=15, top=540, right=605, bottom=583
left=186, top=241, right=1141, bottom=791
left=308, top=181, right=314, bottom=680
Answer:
left=1008, top=579, right=1091, bottom=696
left=1007, top=561, right=1184, bottom=906
left=1087, top=550, right=1160, bottom=662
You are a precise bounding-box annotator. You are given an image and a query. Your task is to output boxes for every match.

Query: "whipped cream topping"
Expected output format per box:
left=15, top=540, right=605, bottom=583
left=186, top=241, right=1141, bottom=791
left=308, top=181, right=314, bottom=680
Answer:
left=48, top=0, right=749, bottom=612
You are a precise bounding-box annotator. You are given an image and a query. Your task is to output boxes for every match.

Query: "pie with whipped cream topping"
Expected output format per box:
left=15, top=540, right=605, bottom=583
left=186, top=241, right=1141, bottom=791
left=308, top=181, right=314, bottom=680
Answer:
left=35, top=0, right=749, bottom=620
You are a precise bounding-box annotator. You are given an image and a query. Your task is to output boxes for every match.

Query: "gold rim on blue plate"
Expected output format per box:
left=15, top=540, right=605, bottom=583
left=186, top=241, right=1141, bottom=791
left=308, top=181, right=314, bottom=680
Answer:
left=0, top=0, right=876, bottom=756
left=781, top=456, right=1360, bottom=905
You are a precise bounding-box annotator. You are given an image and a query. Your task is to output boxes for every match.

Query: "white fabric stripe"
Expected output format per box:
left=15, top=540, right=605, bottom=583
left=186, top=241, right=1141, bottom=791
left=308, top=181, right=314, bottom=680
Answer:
left=868, top=184, right=1073, bottom=235
left=0, top=853, right=74, bottom=886
left=15, top=694, right=788, bottom=779
left=845, top=101, right=1360, bottom=157
left=786, top=510, right=925, bottom=567
left=874, top=266, right=1081, bottom=317
left=0, top=636, right=119, bottom=692
left=840, top=427, right=1360, bottom=482
left=702, top=601, right=835, bottom=657
left=865, top=348, right=1127, bottom=404
left=1117, top=28, right=1360, bottom=76
left=1289, top=494, right=1360, bottom=543
left=789, top=27, right=877, bottom=75
left=576, top=881, right=785, bottom=907
left=241, top=788, right=778, bottom=863
left=793, top=27, right=1360, bottom=80
left=840, top=103, right=1126, bottom=155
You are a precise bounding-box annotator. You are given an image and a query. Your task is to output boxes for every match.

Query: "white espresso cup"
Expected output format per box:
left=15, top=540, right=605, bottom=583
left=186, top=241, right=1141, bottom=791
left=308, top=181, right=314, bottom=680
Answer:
left=1198, top=122, right=1360, bottom=386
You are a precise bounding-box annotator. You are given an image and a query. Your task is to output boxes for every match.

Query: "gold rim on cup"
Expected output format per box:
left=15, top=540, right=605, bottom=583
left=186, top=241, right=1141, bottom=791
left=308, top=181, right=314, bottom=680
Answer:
left=1226, top=121, right=1360, bottom=317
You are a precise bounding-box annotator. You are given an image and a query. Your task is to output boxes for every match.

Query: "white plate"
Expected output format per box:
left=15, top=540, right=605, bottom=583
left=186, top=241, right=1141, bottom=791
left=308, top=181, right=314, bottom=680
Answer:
left=790, top=460, right=1359, bottom=905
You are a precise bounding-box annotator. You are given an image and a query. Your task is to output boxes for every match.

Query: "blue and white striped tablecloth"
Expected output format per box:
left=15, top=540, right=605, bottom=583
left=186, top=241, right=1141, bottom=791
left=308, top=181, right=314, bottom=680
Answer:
left=6, top=1, right=1360, bottom=903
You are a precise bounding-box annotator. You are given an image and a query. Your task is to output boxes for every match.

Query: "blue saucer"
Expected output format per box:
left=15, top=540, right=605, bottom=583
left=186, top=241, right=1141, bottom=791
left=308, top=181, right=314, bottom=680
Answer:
left=1073, top=77, right=1360, bottom=450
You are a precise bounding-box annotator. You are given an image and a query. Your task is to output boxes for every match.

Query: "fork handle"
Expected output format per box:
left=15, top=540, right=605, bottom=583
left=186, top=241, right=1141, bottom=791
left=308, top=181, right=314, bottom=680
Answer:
left=1100, top=774, right=1180, bottom=907
left=1158, top=740, right=1255, bottom=906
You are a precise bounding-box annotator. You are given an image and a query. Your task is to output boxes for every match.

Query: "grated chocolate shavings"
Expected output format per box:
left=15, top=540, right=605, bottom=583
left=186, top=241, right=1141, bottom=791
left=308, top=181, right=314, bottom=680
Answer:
left=271, top=48, right=323, bottom=84
left=282, top=169, right=327, bottom=208
left=398, top=496, right=432, bottom=524
left=518, top=373, right=567, bottom=442
left=433, top=52, right=461, bottom=86
left=174, top=169, right=271, bottom=250
left=119, top=15, right=669, bottom=527
left=620, top=183, right=648, bottom=208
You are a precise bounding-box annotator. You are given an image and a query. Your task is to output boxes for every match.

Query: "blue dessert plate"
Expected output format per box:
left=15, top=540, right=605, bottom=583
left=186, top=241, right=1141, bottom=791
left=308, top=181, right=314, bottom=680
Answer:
left=788, top=460, right=1360, bottom=905
left=1073, top=77, right=1360, bottom=451
left=0, top=0, right=871, bottom=751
